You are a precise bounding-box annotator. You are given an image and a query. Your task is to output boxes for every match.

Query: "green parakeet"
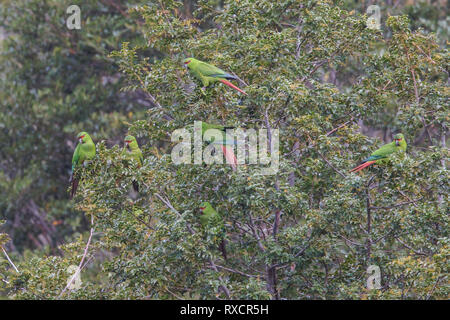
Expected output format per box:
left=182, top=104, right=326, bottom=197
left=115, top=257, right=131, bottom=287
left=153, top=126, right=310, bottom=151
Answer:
left=199, top=202, right=227, bottom=260
left=350, top=133, right=407, bottom=172
left=197, top=121, right=238, bottom=170
left=121, top=135, right=143, bottom=192
left=70, top=131, right=96, bottom=199
left=184, top=57, right=247, bottom=95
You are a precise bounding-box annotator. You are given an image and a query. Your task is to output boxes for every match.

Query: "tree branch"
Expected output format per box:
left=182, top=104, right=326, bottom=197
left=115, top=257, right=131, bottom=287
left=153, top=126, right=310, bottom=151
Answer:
left=155, top=193, right=231, bottom=299
left=59, top=215, right=95, bottom=298
left=214, top=264, right=258, bottom=278
left=395, top=236, right=427, bottom=256
left=1, top=246, right=20, bottom=274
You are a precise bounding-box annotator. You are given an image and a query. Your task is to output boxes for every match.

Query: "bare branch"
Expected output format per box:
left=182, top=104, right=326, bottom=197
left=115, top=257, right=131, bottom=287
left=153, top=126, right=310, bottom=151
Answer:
left=214, top=264, right=258, bottom=278
left=370, top=197, right=426, bottom=210
left=59, top=215, right=95, bottom=298
left=317, top=150, right=346, bottom=178
left=395, top=236, right=427, bottom=256
left=1, top=246, right=20, bottom=273
left=155, top=193, right=195, bottom=235
left=165, top=287, right=185, bottom=300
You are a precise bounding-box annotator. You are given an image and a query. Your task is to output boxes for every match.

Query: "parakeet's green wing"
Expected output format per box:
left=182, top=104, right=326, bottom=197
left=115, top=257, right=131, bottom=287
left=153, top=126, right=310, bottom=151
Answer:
left=364, top=154, right=384, bottom=162
left=197, top=62, right=234, bottom=79
left=139, top=150, right=144, bottom=165
left=72, top=143, right=81, bottom=170
left=365, top=142, right=396, bottom=162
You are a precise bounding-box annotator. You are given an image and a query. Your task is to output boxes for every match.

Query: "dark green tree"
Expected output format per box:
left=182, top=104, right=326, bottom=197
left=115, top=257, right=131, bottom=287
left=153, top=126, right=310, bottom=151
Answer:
left=0, top=0, right=148, bottom=252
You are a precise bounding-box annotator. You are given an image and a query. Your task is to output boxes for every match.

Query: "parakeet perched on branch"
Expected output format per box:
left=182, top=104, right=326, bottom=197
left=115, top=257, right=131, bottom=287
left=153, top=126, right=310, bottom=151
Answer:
left=70, top=132, right=96, bottom=199
left=199, top=202, right=228, bottom=261
left=350, top=133, right=407, bottom=173
left=184, top=57, right=247, bottom=95
left=198, top=121, right=238, bottom=171
left=121, top=135, right=143, bottom=192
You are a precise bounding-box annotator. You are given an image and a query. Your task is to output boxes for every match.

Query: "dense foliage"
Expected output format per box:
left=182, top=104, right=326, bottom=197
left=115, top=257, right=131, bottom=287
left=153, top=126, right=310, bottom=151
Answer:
left=0, top=0, right=448, bottom=300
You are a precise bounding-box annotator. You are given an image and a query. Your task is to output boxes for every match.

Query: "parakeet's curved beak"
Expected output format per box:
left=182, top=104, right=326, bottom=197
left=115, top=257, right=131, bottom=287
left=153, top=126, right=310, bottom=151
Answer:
left=199, top=207, right=205, bottom=214
left=395, top=138, right=401, bottom=146
left=78, top=135, right=85, bottom=143
left=125, top=140, right=131, bottom=144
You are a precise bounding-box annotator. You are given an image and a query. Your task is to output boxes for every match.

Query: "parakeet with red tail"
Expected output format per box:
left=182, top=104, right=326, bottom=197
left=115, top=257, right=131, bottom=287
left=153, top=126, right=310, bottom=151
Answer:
left=350, top=133, right=407, bottom=173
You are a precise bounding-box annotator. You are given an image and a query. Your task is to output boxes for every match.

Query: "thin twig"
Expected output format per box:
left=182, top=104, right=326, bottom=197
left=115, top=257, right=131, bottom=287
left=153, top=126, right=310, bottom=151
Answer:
left=404, top=41, right=433, bottom=144
left=295, top=10, right=304, bottom=59
left=317, top=150, right=346, bottom=178
left=247, top=213, right=266, bottom=252
left=208, top=258, right=231, bottom=299
left=230, top=71, right=248, bottom=87
left=155, top=193, right=195, bottom=235
left=335, top=233, right=364, bottom=247
left=398, top=189, right=419, bottom=208
left=59, top=215, right=95, bottom=298
left=165, top=287, right=185, bottom=300
left=1, top=246, right=20, bottom=273
left=370, top=197, right=425, bottom=210
left=395, top=236, right=427, bottom=256
left=425, top=276, right=444, bottom=300
left=366, top=175, right=375, bottom=264
left=214, top=264, right=258, bottom=278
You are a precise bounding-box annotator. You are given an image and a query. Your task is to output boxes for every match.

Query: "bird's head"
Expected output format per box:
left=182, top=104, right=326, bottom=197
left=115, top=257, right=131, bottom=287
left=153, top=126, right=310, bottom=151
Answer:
left=124, top=135, right=137, bottom=148
left=199, top=201, right=212, bottom=214
left=77, top=132, right=90, bottom=144
left=393, top=133, right=405, bottom=146
left=183, top=57, right=194, bottom=68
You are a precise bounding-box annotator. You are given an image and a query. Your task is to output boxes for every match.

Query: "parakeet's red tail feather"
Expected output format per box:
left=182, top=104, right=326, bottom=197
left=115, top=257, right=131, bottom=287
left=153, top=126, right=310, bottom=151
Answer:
left=219, top=79, right=247, bottom=95
left=350, top=160, right=376, bottom=173
left=219, top=239, right=228, bottom=261
left=70, top=179, right=79, bottom=199
left=222, top=145, right=237, bottom=171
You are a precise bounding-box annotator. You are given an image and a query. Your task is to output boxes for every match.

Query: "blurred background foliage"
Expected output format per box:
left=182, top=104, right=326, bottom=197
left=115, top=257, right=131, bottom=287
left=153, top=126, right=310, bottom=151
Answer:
left=0, top=0, right=448, bottom=299
left=0, top=0, right=150, bottom=253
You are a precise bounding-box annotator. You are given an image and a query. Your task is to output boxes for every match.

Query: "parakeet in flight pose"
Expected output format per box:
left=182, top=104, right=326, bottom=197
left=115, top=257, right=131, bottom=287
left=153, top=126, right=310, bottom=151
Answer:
left=184, top=57, right=247, bottom=95
left=199, top=202, right=228, bottom=261
left=350, top=133, right=407, bottom=173
left=121, top=135, right=143, bottom=192
left=198, top=121, right=238, bottom=171
left=70, top=132, right=96, bottom=199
